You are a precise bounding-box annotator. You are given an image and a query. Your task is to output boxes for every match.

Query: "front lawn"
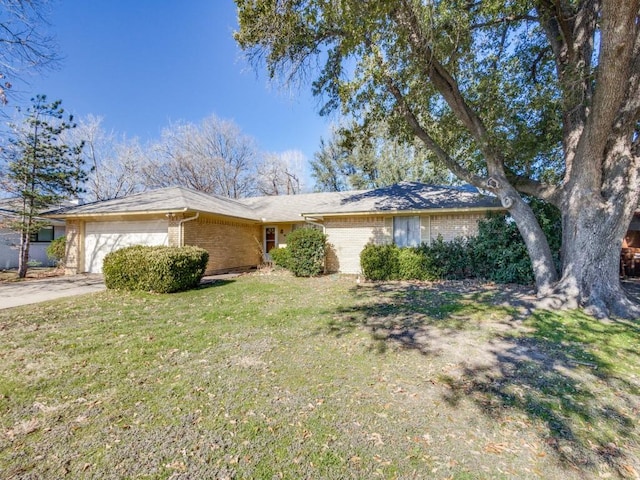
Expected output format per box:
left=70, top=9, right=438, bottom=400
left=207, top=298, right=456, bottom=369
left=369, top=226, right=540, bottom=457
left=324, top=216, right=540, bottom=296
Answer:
left=0, top=273, right=638, bottom=479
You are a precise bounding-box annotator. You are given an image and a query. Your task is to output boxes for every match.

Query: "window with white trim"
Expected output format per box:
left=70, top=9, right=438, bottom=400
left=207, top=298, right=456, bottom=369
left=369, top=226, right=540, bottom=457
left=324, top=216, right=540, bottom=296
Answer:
left=393, top=216, right=420, bottom=248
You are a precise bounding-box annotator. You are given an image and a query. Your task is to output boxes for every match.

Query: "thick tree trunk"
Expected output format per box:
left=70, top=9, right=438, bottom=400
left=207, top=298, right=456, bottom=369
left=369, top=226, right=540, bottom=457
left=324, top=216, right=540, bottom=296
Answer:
left=491, top=178, right=559, bottom=294
left=546, top=198, right=640, bottom=319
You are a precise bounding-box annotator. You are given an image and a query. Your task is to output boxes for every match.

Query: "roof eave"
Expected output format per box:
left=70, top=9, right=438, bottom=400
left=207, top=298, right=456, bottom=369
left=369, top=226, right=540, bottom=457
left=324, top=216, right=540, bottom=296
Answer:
left=301, top=206, right=505, bottom=219
left=45, top=208, right=263, bottom=224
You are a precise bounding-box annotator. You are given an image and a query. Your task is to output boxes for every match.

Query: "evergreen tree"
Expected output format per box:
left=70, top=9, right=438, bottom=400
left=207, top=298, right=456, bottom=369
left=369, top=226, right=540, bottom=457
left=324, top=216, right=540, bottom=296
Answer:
left=0, top=95, right=86, bottom=277
left=312, top=123, right=454, bottom=192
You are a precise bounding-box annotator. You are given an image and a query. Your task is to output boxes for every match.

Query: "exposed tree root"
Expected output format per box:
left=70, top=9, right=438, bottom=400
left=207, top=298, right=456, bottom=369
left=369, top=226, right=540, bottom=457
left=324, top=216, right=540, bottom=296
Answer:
left=535, top=279, right=640, bottom=320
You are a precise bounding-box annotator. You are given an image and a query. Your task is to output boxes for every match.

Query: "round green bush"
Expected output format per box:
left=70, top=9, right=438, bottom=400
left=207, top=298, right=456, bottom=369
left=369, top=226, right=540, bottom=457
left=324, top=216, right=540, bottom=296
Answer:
left=103, top=245, right=209, bottom=293
left=286, top=227, right=327, bottom=277
left=360, top=243, right=400, bottom=281
left=397, top=247, right=442, bottom=281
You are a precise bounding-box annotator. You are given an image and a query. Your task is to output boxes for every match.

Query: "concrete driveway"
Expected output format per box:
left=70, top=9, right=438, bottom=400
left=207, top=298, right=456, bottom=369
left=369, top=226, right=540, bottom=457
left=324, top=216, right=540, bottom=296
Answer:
left=0, top=274, right=105, bottom=310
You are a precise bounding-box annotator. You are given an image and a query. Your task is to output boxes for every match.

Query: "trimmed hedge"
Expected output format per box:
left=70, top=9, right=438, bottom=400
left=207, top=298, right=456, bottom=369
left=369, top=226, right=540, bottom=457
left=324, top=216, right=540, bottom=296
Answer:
left=103, top=245, right=209, bottom=293
left=360, top=244, right=447, bottom=281
left=285, top=227, right=327, bottom=277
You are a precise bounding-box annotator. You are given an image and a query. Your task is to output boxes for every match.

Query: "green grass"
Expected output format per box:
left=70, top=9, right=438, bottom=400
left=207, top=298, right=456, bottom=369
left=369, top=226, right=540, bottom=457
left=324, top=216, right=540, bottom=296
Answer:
left=0, top=273, right=639, bottom=479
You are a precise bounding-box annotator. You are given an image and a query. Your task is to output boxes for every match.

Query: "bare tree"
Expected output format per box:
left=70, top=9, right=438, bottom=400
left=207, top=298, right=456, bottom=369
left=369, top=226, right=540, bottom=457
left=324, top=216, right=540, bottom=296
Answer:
left=143, top=115, right=260, bottom=198
left=0, top=0, right=58, bottom=105
left=66, top=115, right=147, bottom=201
left=256, top=150, right=305, bottom=195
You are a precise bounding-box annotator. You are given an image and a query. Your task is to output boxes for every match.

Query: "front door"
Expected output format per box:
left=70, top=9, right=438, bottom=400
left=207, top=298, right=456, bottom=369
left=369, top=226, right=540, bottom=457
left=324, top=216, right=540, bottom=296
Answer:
left=264, top=227, right=277, bottom=261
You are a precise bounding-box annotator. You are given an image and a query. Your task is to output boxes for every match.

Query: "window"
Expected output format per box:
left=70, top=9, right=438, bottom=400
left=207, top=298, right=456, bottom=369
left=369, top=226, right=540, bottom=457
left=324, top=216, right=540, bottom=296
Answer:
left=393, top=216, right=420, bottom=248
left=264, top=227, right=276, bottom=253
left=30, top=226, right=54, bottom=242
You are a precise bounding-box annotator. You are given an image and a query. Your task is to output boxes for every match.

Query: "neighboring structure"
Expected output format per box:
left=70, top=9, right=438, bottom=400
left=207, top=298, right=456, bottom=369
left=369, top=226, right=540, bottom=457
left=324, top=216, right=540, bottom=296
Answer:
left=0, top=198, right=66, bottom=270
left=621, top=212, right=640, bottom=277
left=45, top=182, right=504, bottom=275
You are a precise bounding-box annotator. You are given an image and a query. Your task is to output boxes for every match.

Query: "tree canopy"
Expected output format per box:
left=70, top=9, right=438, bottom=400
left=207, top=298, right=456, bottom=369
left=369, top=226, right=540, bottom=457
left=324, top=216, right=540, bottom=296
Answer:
left=235, top=0, right=640, bottom=317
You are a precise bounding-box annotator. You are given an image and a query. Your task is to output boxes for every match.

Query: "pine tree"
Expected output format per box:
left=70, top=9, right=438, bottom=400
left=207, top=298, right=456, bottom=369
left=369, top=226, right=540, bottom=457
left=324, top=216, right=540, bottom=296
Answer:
left=0, top=95, right=86, bottom=277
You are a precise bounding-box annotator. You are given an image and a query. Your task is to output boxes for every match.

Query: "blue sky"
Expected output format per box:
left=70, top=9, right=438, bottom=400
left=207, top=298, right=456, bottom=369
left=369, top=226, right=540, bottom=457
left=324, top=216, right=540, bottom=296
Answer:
left=17, top=0, right=334, bottom=179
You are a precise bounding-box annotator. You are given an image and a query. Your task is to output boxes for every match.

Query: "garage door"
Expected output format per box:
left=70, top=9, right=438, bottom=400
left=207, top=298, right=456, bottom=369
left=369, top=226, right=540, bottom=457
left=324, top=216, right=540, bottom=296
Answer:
left=84, top=220, right=169, bottom=273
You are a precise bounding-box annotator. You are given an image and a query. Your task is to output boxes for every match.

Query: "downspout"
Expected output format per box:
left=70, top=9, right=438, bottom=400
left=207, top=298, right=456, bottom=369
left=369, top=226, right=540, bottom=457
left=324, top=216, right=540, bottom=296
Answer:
left=304, top=219, right=325, bottom=233
left=178, top=212, right=199, bottom=247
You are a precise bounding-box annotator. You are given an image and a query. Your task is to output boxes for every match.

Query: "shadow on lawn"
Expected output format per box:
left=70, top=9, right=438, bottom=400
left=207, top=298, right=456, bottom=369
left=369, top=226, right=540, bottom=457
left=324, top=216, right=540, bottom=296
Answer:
left=326, top=281, right=640, bottom=475
left=197, top=279, right=236, bottom=289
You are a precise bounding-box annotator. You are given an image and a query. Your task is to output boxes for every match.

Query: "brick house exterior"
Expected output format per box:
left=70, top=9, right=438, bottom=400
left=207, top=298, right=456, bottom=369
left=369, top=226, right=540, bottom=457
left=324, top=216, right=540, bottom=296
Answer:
left=46, top=182, right=504, bottom=275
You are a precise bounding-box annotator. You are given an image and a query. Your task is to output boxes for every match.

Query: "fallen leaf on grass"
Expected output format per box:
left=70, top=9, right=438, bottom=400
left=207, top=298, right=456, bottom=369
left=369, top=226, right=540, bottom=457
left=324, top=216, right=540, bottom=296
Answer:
left=484, top=442, right=508, bottom=454
left=165, top=461, right=187, bottom=471
left=368, top=432, right=384, bottom=446
left=4, top=417, right=40, bottom=440
left=618, top=464, right=638, bottom=479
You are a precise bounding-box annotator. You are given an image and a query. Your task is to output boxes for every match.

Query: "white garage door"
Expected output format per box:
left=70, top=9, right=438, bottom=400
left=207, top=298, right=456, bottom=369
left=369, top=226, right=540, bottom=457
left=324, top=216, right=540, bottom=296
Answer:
left=84, top=220, right=169, bottom=273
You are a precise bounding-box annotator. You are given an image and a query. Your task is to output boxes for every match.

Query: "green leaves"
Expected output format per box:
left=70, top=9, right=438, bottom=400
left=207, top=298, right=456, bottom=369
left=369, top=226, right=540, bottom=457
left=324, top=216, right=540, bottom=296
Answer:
left=234, top=0, right=565, bottom=183
left=102, top=245, right=209, bottom=293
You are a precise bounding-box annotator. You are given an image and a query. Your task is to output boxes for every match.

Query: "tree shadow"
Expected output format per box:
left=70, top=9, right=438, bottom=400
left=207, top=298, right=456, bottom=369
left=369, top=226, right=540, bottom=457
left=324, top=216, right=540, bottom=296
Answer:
left=323, top=281, right=640, bottom=476
left=324, top=281, right=536, bottom=351
left=197, top=278, right=236, bottom=289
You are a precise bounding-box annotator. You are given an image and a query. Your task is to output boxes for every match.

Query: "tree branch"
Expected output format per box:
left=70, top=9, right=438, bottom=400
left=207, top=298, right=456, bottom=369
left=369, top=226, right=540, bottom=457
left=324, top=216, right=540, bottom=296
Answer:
left=394, top=1, right=507, bottom=178
left=471, top=14, right=538, bottom=30
left=365, top=38, right=485, bottom=189
left=535, top=0, right=599, bottom=181
left=571, top=0, right=639, bottom=193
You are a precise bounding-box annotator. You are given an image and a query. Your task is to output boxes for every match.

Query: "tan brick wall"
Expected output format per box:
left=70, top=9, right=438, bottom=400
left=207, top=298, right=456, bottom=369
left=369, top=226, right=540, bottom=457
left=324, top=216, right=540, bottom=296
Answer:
left=324, top=216, right=391, bottom=274
left=64, top=219, right=84, bottom=274
left=428, top=212, right=485, bottom=243
left=184, top=217, right=261, bottom=274
left=167, top=215, right=182, bottom=247
left=325, top=212, right=487, bottom=274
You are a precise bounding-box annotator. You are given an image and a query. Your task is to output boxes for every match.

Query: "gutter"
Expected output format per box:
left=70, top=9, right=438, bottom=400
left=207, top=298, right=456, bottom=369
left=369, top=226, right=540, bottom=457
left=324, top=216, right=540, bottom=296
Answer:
left=45, top=208, right=190, bottom=219
left=301, top=206, right=505, bottom=219
left=178, top=212, right=199, bottom=247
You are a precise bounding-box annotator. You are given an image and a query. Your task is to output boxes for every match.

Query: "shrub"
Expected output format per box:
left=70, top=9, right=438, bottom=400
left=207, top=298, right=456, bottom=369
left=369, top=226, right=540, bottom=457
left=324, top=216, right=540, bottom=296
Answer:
left=103, top=245, right=209, bottom=293
left=269, top=247, right=291, bottom=269
left=46, top=236, right=66, bottom=266
left=397, top=247, right=441, bottom=281
left=286, top=227, right=327, bottom=277
left=360, top=243, right=400, bottom=281
left=397, top=248, right=422, bottom=280
left=470, top=200, right=561, bottom=284
left=359, top=199, right=562, bottom=285
left=421, top=236, right=472, bottom=280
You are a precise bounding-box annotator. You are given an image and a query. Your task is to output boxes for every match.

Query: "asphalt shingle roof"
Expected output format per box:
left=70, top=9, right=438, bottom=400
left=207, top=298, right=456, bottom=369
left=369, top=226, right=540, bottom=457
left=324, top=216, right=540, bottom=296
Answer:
left=46, top=186, right=261, bottom=221
left=46, top=182, right=502, bottom=222
left=239, top=182, right=500, bottom=220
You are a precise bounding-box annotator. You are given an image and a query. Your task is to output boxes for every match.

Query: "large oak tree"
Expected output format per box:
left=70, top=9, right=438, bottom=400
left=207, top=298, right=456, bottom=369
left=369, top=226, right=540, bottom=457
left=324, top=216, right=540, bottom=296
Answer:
left=234, top=0, right=640, bottom=318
